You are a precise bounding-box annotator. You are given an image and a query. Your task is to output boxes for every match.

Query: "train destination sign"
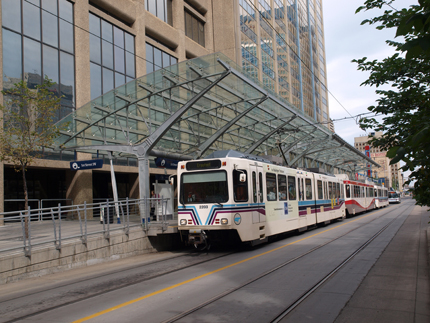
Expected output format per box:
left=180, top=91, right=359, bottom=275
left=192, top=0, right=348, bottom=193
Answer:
left=70, top=159, right=103, bottom=171
left=186, top=160, right=221, bottom=171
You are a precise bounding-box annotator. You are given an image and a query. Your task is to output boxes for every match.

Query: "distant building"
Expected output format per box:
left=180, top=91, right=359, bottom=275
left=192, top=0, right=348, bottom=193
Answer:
left=354, top=132, right=402, bottom=191
left=328, top=119, right=335, bottom=132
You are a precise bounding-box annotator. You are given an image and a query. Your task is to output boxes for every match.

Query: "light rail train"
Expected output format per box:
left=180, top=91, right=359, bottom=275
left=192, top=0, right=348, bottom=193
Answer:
left=388, top=190, right=401, bottom=203
left=176, top=150, right=387, bottom=248
left=336, top=175, right=389, bottom=216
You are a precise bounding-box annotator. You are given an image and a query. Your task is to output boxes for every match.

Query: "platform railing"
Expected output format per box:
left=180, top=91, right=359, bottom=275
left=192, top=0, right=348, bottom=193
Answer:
left=0, top=197, right=171, bottom=256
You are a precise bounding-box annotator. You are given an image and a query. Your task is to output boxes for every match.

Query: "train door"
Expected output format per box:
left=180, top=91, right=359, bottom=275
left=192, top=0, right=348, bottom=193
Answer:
left=250, top=164, right=265, bottom=224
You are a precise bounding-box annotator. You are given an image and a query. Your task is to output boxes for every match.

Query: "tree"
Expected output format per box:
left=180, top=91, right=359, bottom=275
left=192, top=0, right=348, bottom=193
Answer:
left=354, top=0, right=430, bottom=207
left=0, top=77, right=67, bottom=234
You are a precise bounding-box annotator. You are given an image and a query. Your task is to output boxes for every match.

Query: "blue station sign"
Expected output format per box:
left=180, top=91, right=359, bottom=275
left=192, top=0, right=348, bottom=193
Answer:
left=155, top=157, right=178, bottom=169
left=70, top=159, right=103, bottom=171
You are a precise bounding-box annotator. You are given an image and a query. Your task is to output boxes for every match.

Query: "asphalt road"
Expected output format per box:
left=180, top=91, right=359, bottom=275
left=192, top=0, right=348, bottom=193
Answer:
left=0, top=198, right=426, bottom=323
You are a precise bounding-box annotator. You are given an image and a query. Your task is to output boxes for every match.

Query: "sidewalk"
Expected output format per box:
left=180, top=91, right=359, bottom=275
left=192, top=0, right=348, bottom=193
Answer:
left=335, top=204, right=430, bottom=323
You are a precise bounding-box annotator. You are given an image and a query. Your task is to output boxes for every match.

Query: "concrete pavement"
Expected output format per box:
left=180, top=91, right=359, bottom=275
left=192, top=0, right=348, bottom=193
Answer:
left=334, top=201, right=430, bottom=322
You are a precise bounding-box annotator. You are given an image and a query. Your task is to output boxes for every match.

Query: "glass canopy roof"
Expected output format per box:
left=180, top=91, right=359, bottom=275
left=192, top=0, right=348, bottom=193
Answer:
left=56, top=52, right=378, bottom=174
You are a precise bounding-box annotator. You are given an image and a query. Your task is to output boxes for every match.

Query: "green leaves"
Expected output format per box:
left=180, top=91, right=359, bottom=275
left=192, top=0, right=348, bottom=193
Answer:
left=356, top=0, right=430, bottom=207
left=0, top=77, right=67, bottom=167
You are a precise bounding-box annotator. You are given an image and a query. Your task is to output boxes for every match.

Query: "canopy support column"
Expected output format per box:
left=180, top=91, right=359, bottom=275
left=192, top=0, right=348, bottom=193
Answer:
left=108, top=152, right=120, bottom=222
left=138, top=156, right=151, bottom=227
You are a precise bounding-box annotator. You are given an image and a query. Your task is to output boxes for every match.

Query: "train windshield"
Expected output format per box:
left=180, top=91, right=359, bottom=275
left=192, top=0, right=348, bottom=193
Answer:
left=388, top=191, right=399, bottom=198
left=181, top=171, right=228, bottom=204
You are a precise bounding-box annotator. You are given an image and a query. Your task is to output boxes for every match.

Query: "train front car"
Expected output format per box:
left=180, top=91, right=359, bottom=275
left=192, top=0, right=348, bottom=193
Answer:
left=177, top=154, right=257, bottom=248
left=388, top=190, right=401, bottom=204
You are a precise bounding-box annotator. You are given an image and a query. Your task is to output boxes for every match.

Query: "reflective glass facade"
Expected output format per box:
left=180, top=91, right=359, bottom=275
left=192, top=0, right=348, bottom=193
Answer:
left=238, top=0, right=328, bottom=126
left=89, top=13, right=135, bottom=100
left=146, top=0, right=173, bottom=25
left=1, top=0, right=75, bottom=121
left=146, top=43, right=178, bottom=74
left=184, top=9, right=205, bottom=47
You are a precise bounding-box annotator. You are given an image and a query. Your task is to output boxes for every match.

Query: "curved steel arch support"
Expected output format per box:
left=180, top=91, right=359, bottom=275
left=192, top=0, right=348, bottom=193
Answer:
left=244, top=116, right=297, bottom=154
left=289, top=135, right=331, bottom=166
left=195, top=95, right=269, bottom=159
left=133, top=70, right=232, bottom=220
left=279, top=128, right=318, bottom=164
left=134, top=70, right=232, bottom=157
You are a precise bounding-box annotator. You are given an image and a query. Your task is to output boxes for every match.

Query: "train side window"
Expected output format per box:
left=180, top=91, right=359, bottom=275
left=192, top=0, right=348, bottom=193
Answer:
left=288, top=176, right=296, bottom=200
left=266, top=173, right=277, bottom=201
left=233, top=170, right=248, bottom=202
left=346, top=185, right=350, bottom=198
left=336, top=183, right=340, bottom=198
left=305, top=178, right=312, bottom=200
left=259, top=172, right=263, bottom=203
left=252, top=172, right=257, bottom=203
left=317, top=180, right=323, bottom=200
left=278, top=175, right=287, bottom=201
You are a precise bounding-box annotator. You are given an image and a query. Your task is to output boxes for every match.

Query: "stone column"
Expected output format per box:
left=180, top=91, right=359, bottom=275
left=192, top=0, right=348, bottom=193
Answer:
left=74, top=0, right=91, bottom=108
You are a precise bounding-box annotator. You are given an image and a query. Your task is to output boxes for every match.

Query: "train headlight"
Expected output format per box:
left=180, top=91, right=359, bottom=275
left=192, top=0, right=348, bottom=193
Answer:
left=180, top=219, right=187, bottom=225
left=221, top=218, right=228, bottom=225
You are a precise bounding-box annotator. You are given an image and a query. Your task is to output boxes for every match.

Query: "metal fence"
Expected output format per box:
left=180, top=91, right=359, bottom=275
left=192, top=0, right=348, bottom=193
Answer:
left=0, top=197, right=171, bottom=257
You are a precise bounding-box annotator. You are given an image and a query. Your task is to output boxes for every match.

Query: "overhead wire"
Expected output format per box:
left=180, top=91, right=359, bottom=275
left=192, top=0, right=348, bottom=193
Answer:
left=246, top=0, right=355, bottom=119
left=25, top=0, right=359, bottom=124
left=22, top=0, right=376, bottom=141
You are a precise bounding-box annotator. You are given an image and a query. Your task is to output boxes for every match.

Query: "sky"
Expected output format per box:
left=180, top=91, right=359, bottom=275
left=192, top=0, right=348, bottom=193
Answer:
left=322, top=0, right=417, bottom=146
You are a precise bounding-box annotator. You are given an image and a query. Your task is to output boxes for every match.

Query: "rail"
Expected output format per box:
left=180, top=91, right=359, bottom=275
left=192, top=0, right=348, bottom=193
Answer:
left=0, top=197, right=172, bottom=257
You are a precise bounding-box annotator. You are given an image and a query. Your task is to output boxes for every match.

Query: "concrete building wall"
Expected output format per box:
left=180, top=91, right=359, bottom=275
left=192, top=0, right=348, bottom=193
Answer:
left=0, top=0, right=331, bottom=217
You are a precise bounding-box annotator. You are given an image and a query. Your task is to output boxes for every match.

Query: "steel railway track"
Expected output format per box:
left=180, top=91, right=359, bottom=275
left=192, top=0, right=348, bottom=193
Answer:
left=162, top=203, right=408, bottom=323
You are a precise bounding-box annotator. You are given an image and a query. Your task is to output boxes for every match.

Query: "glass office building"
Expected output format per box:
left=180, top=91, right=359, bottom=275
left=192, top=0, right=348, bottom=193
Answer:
left=239, top=0, right=328, bottom=124
left=0, top=0, right=335, bottom=215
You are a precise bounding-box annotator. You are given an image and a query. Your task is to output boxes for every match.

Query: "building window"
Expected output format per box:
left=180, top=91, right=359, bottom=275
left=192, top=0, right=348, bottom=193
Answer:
left=146, top=43, right=178, bottom=73
left=2, top=0, right=75, bottom=121
left=89, top=13, right=135, bottom=100
left=146, top=0, right=172, bottom=25
left=184, top=10, right=205, bottom=47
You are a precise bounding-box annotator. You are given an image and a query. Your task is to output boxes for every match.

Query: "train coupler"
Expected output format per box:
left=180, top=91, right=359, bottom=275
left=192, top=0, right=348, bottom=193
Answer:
left=188, top=229, right=209, bottom=250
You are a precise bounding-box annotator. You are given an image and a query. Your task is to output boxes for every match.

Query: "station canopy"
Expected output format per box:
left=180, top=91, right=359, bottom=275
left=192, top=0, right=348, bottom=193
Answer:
left=56, top=52, right=378, bottom=174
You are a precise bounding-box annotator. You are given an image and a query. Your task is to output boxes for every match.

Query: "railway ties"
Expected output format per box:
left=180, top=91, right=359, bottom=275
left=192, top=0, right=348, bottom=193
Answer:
left=162, top=204, right=408, bottom=323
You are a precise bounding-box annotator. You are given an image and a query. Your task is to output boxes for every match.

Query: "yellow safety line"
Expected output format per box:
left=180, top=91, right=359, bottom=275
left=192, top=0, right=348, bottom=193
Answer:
left=72, top=208, right=387, bottom=323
